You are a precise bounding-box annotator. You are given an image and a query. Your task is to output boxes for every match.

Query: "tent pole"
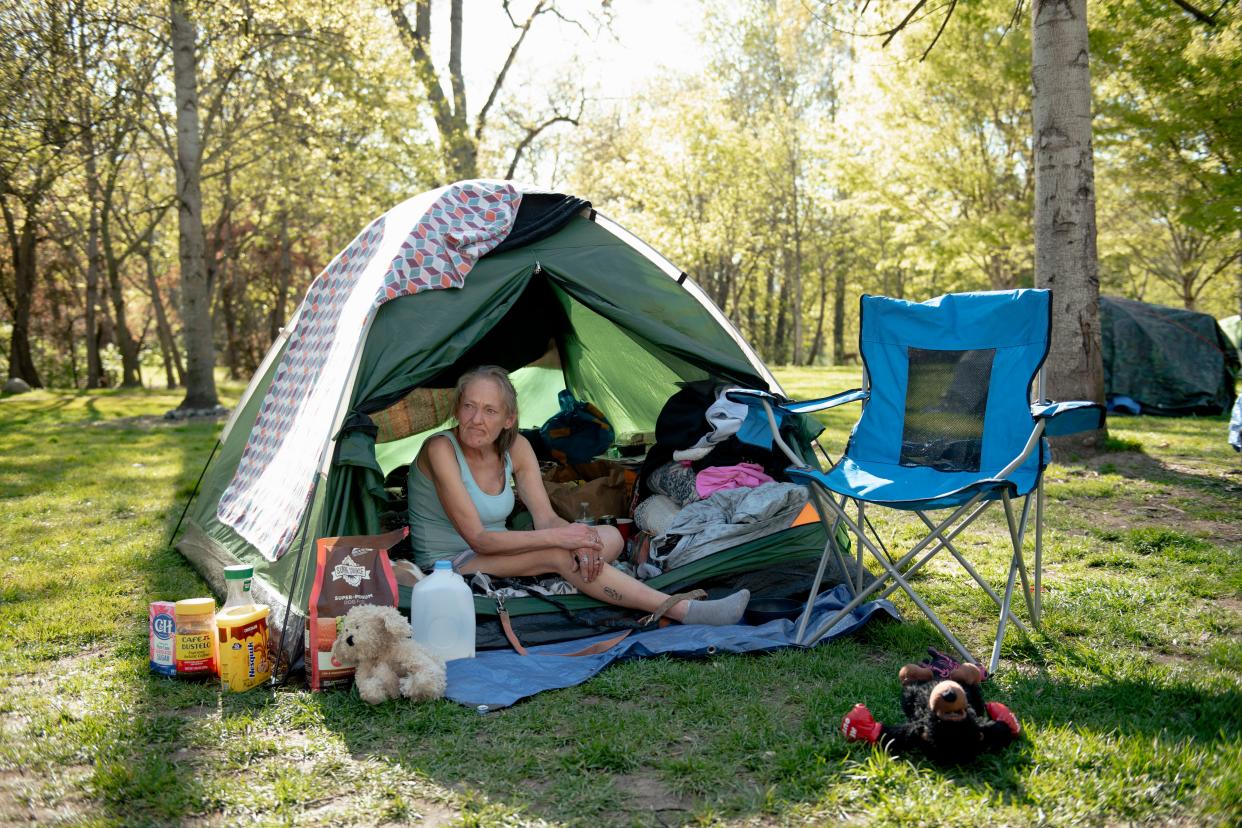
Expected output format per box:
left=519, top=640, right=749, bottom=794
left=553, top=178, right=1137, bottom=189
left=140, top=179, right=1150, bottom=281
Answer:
left=165, top=438, right=220, bottom=550
left=272, top=478, right=321, bottom=686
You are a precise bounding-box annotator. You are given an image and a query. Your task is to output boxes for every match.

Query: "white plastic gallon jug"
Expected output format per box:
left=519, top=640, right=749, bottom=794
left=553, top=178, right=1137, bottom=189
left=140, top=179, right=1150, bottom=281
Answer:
left=409, top=560, right=475, bottom=662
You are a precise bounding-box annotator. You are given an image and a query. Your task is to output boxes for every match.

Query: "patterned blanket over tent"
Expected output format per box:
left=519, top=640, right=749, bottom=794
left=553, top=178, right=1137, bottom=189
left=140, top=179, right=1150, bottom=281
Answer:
left=217, top=182, right=522, bottom=561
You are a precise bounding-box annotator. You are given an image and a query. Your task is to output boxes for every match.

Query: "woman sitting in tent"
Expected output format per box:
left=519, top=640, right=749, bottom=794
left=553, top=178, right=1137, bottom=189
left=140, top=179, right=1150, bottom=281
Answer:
left=407, top=365, right=750, bottom=626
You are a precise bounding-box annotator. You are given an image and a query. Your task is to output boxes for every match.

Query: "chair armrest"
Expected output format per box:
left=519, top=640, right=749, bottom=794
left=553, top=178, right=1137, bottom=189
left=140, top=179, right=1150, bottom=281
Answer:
left=786, top=388, right=869, bottom=414
left=726, top=387, right=868, bottom=413
left=1031, top=401, right=1106, bottom=437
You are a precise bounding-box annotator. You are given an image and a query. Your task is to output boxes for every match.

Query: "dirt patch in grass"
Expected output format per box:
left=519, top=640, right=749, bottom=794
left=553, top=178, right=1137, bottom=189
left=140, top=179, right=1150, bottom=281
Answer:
left=612, top=769, right=695, bottom=821
left=0, top=767, right=94, bottom=825
left=295, top=794, right=457, bottom=828
left=1060, top=452, right=1242, bottom=544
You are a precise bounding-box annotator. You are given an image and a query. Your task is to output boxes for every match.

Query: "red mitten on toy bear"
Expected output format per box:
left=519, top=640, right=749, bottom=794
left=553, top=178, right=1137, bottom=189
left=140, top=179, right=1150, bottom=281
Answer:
left=985, top=701, right=1020, bottom=735
left=841, top=703, right=883, bottom=743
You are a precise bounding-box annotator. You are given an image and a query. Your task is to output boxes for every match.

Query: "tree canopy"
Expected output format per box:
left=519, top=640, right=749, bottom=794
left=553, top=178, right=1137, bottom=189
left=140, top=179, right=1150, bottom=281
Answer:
left=1, top=0, right=1237, bottom=390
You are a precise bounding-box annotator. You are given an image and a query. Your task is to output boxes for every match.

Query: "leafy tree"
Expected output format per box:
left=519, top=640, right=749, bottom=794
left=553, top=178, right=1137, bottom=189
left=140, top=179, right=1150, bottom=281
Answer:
left=1093, top=0, right=1241, bottom=315
left=871, top=2, right=1034, bottom=292
left=0, top=1, right=84, bottom=386
left=384, top=0, right=602, bottom=182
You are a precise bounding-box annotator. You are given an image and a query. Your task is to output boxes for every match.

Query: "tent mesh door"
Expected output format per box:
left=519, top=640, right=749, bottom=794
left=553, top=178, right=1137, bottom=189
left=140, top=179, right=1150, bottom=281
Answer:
left=900, top=347, right=996, bottom=472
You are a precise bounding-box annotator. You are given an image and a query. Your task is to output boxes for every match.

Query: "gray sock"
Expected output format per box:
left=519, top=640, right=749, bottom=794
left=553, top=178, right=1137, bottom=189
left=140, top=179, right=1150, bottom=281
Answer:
left=682, top=589, right=750, bottom=626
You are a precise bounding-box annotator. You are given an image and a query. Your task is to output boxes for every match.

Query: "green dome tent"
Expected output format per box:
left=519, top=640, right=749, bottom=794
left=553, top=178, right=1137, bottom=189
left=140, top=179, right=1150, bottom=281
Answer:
left=175, top=182, right=834, bottom=673
left=1101, top=296, right=1240, bottom=416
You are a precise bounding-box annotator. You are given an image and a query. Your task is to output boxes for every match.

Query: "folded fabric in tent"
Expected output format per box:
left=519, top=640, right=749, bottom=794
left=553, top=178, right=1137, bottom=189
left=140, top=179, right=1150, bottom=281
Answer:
left=653, top=482, right=808, bottom=570
left=446, top=584, right=899, bottom=709
left=673, top=392, right=749, bottom=462
left=696, top=462, right=775, bottom=498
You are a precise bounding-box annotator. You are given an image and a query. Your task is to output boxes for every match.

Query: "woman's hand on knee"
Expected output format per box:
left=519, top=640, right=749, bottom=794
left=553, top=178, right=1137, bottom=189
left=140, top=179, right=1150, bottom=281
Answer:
left=570, top=546, right=604, bottom=582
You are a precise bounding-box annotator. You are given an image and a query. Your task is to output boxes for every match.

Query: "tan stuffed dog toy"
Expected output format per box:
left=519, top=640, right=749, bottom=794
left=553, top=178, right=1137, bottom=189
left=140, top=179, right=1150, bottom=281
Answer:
left=329, top=604, right=446, bottom=703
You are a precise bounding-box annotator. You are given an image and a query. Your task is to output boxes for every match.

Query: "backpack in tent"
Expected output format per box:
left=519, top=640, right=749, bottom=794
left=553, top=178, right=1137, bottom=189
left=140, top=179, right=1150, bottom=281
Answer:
left=539, top=390, right=615, bottom=465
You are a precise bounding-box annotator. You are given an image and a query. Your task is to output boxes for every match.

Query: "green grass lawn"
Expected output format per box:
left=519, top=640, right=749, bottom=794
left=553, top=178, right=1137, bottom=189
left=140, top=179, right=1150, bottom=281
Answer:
left=2, top=368, right=1240, bottom=826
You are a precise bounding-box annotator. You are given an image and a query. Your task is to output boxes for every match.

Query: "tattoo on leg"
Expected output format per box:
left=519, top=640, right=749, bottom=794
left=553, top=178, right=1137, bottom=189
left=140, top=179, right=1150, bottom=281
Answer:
left=604, top=586, right=622, bottom=601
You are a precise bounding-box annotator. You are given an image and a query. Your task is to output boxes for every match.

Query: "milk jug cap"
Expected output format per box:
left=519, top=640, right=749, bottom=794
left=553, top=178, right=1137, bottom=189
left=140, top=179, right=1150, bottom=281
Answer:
left=224, top=564, right=254, bottom=580
left=433, top=560, right=453, bottom=572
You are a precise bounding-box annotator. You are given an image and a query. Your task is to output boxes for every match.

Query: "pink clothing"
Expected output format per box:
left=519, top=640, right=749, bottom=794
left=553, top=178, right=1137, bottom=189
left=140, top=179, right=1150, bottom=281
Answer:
left=695, top=463, right=775, bottom=498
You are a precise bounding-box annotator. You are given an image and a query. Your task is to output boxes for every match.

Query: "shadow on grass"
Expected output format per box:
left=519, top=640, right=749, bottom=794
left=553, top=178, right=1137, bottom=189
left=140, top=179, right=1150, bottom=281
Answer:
left=73, top=420, right=230, bottom=825
left=0, top=395, right=76, bottom=429
left=294, top=618, right=1241, bottom=826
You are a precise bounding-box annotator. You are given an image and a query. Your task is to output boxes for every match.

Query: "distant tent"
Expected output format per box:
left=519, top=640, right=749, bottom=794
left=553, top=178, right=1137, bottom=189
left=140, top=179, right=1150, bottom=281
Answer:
left=1100, top=296, right=1240, bottom=416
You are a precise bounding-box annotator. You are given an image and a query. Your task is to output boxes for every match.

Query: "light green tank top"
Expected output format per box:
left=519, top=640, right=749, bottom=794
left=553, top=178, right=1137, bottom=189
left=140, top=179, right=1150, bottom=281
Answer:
left=407, top=431, right=514, bottom=570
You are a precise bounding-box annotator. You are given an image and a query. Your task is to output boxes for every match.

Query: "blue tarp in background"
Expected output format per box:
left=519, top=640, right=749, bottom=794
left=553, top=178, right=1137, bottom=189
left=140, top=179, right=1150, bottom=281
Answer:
left=445, top=585, right=901, bottom=709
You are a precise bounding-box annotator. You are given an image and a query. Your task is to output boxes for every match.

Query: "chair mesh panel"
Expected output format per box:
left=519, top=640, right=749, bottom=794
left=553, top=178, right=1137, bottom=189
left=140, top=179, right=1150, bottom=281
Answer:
left=901, top=347, right=996, bottom=472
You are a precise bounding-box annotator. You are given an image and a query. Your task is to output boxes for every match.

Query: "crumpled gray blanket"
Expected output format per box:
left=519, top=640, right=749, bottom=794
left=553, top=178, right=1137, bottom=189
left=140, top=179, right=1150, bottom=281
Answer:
left=650, top=481, right=808, bottom=571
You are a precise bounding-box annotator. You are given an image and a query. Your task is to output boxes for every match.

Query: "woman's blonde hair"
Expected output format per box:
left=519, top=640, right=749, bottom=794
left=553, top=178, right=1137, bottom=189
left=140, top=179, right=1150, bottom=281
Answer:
left=452, top=365, right=519, bottom=456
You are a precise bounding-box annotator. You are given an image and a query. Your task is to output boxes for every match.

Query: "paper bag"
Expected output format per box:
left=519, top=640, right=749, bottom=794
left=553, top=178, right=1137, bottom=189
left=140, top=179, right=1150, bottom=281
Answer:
left=544, top=465, right=629, bottom=522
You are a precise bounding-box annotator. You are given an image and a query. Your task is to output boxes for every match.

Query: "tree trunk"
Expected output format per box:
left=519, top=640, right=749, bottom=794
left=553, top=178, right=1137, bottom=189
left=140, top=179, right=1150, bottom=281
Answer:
left=269, top=209, right=293, bottom=344
left=170, top=0, right=218, bottom=409
left=3, top=198, right=44, bottom=387
left=45, top=269, right=76, bottom=387
left=789, top=149, right=804, bottom=366
left=143, top=246, right=182, bottom=389
left=445, top=0, right=477, bottom=179
left=385, top=0, right=478, bottom=181
left=218, top=256, right=241, bottom=380
left=809, top=259, right=830, bottom=364
left=96, top=300, right=115, bottom=386
left=832, top=265, right=846, bottom=365
left=762, top=269, right=776, bottom=360
left=746, top=287, right=757, bottom=354
left=101, top=199, right=142, bottom=387
left=1032, top=0, right=1105, bottom=451
left=83, top=140, right=105, bottom=388
left=773, top=279, right=791, bottom=365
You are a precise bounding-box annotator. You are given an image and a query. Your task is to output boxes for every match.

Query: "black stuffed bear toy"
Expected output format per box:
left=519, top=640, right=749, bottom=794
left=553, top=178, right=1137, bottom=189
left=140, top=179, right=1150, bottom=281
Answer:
left=841, top=651, right=1020, bottom=765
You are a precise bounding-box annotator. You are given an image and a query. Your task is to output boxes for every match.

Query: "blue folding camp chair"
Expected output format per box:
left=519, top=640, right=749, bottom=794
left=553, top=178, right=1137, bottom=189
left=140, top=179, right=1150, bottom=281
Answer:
left=732, top=289, right=1103, bottom=673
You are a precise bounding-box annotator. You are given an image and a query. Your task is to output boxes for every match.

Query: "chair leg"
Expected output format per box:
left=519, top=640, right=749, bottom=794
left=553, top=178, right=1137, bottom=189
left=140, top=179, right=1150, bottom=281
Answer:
left=991, top=491, right=1026, bottom=674
left=854, top=500, right=866, bottom=594
left=1034, top=473, right=1045, bottom=626
left=794, top=486, right=854, bottom=643
left=800, top=496, right=980, bottom=665
left=1014, top=493, right=1036, bottom=620
left=877, top=501, right=990, bottom=596
left=912, top=509, right=1030, bottom=635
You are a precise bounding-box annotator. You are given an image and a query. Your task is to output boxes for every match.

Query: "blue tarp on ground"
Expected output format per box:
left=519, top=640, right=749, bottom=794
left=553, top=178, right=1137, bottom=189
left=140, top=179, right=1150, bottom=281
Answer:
left=445, top=585, right=901, bottom=709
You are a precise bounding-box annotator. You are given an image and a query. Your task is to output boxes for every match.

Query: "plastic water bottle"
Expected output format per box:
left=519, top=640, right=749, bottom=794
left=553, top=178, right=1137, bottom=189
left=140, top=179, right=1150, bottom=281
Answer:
left=409, top=560, right=475, bottom=662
